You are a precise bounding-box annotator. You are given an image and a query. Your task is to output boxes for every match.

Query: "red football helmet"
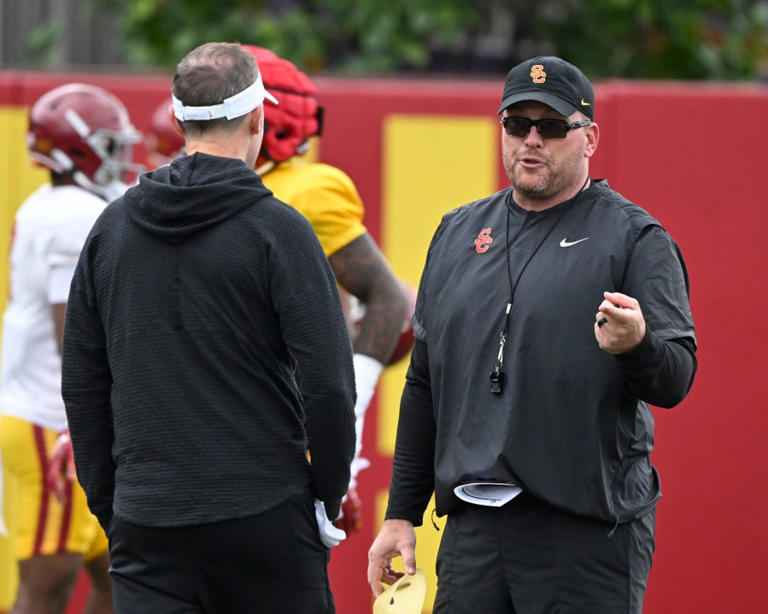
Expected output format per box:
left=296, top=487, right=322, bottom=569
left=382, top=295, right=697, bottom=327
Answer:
left=146, top=97, right=185, bottom=169
left=27, top=83, right=143, bottom=199
left=242, top=45, right=323, bottom=163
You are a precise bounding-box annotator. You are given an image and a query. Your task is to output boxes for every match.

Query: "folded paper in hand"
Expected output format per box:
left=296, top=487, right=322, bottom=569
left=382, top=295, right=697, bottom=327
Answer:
left=314, top=499, right=347, bottom=548
left=453, top=482, right=523, bottom=507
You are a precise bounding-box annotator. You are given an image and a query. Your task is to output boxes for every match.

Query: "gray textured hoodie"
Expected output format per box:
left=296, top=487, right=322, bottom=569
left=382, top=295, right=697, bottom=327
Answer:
left=62, top=153, right=355, bottom=530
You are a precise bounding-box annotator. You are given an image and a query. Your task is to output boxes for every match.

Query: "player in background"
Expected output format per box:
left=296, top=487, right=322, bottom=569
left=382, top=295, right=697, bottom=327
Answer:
left=245, top=45, right=411, bottom=532
left=148, top=47, right=412, bottom=532
left=0, top=83, right=142, bottom=614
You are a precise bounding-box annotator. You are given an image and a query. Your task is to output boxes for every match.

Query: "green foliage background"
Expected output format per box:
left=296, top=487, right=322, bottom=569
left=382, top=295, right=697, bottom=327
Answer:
left=539, top=0, right=768, bottom=79
left=62, top=0, right=768, bottom=78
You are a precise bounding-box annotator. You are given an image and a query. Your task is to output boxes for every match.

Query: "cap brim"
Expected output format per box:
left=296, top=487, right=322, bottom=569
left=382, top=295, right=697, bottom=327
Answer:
left=373, top=569, right=426, bottom=614
left=498, top=91, right=577, bottom=117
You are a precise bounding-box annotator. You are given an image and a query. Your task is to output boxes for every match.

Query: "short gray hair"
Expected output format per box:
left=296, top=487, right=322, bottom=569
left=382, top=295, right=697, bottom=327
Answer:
left=172, top=42, right=258, bottom=136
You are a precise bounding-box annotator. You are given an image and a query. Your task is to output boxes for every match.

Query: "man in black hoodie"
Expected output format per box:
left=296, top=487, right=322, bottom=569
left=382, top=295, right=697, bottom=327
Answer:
left=61, top=42, right=356, bottom=614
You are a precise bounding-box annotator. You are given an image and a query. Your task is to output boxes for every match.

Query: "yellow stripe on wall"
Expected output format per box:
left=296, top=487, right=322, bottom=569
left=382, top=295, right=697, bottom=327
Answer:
left=0, top=111, right=47, bottom=604
left=379, top=114, right=497, bottom=455
left=0, top=469, right=19, bottom=610
left=0, top=106, right=49, bottom=317
left=378, top=114, right=497, bottom=613
left=0, top=105, right=46, bottom=611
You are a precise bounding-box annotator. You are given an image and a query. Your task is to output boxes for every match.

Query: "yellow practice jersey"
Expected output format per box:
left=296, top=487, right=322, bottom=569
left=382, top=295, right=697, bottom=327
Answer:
left=262, top=160, right=367, bottom=257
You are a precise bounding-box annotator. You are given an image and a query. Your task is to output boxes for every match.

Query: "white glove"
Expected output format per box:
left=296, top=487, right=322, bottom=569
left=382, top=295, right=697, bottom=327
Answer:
left=314, top=499, right=347, bottom=548
left=350, top=353, right=383, bottom=489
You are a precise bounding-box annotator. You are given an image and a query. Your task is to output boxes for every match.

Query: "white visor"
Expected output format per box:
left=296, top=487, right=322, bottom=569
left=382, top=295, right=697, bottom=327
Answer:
left=172, top=72, right=278, bottom=121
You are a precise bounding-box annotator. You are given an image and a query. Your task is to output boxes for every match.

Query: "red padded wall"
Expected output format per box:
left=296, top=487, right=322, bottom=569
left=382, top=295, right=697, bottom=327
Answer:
left=0, top=70, right=765, bottom=613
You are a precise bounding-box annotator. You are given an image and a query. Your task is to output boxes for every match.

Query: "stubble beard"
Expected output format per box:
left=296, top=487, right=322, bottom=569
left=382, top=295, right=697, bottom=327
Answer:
left=505, top=144, right=586, bottom=203
left=512, top=168, right=549, bottom=199
left=505, top=158, right=552, bottom=200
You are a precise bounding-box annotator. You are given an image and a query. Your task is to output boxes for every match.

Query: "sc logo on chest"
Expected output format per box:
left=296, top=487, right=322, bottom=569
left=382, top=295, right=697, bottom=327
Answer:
left=474, top=227, right=493, bottom=253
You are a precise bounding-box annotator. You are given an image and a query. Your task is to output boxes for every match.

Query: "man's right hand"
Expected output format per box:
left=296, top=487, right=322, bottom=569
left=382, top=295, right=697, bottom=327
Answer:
left=46, top=429, right=76, bottom=503
left=367, top=518, right=417, bottom=597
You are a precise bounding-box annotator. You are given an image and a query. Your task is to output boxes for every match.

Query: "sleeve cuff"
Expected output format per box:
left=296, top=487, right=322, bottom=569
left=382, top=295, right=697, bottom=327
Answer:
left=384, top=509, right=424, bottom=527
left=324, top=498, right=342, bottom=522
left=614, top=328, right=663, bottom=371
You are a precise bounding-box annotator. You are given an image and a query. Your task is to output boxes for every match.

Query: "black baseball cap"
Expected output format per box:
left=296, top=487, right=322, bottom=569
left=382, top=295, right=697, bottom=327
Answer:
left=498, top=56, right=594, bottom=120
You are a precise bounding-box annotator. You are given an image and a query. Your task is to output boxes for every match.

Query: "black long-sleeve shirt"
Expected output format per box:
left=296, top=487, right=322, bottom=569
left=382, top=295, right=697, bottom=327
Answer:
left=385, top=180, right=697, bottom=526
left=62, top=154, right=355, bottom=529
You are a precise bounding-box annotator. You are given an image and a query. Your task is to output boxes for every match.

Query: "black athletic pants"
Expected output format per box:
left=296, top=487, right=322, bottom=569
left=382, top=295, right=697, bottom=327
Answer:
left=433, top=492, right=655, bottom=614
left=108, top=492, right=334, bottom=614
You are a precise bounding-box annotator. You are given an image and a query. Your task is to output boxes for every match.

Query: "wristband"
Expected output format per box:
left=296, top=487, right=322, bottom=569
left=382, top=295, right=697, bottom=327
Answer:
left=353, top=353, right=384, bottom=418
left=350, top=354, right=384, bottom=487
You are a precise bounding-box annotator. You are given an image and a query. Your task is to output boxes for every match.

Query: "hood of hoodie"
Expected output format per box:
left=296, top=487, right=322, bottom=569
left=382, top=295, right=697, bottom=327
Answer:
left=124, top=152, right=272, bottom=243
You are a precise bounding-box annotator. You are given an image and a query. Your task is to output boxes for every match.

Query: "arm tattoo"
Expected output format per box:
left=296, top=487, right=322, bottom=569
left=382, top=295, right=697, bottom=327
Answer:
left=329, top=233, right=407, bottom=364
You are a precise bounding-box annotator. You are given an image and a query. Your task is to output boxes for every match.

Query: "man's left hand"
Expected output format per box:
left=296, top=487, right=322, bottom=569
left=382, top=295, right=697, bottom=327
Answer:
left=594, top=291, right=646, bottom=354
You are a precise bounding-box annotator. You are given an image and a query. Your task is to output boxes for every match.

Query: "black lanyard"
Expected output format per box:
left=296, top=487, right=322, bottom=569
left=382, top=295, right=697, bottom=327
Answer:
left=490, top=176, right=590, bottom=394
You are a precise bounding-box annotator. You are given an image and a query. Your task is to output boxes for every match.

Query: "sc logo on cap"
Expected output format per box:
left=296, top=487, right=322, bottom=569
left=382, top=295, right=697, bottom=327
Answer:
left=530, top=64, right=546, bottom=83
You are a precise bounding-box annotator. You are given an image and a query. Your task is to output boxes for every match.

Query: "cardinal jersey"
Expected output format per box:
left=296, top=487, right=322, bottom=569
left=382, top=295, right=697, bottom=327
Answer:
left=1, top=184, right=106, bottom=432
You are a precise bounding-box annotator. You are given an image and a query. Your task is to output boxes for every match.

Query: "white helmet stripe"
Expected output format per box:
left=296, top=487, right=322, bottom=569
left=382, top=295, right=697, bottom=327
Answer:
left=64, top=108, right=91, bottom=137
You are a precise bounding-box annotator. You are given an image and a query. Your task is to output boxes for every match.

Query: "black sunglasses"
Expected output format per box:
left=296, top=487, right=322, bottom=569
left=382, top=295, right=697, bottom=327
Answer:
left=500, top=116, right=591, bottom=139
